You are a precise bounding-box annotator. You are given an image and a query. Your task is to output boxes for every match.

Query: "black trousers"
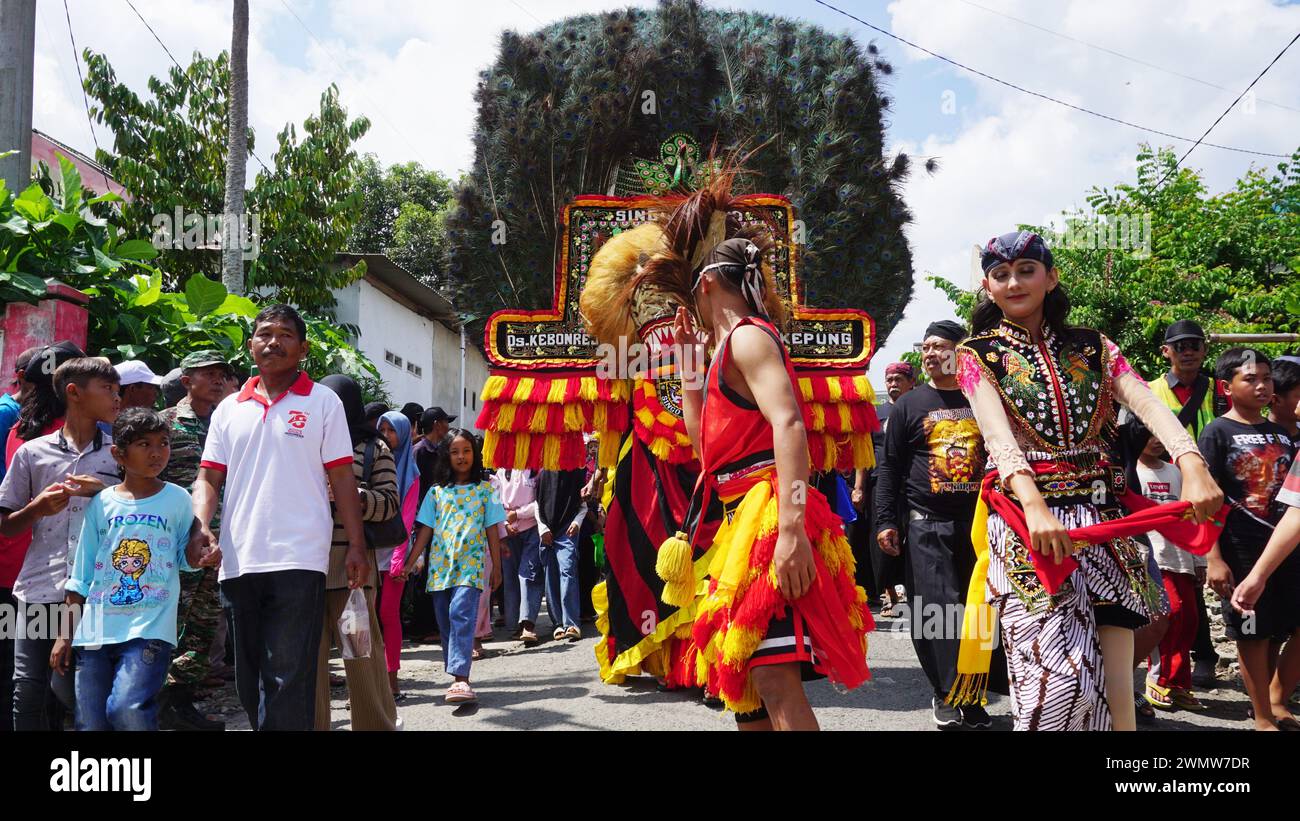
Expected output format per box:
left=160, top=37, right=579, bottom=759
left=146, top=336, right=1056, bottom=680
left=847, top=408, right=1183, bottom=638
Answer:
left=221, top=570, right=326, bottom=731
left=904, top=515, right=975, bottom=697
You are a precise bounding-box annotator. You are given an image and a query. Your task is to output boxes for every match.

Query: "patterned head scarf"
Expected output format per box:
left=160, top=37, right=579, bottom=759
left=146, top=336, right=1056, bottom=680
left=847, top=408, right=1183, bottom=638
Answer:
left=980, top=230, right=1053, bottom=273
left=885, top=362, right=915, bottom=379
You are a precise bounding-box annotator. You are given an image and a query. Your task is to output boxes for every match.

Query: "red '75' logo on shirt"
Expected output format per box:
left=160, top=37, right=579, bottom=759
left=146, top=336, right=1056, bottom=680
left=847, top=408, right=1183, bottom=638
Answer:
left=287, top=410, right=309, bottom=429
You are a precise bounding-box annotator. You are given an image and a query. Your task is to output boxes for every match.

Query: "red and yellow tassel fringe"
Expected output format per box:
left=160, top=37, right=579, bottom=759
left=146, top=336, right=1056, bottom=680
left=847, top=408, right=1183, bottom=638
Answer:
left=797, top=373, right=881, bottom=473
left=477, top=372, right=632, bottom=470
left=632, top=377, right=694, bottom=464
left=688, top=480, right=874, bottom=713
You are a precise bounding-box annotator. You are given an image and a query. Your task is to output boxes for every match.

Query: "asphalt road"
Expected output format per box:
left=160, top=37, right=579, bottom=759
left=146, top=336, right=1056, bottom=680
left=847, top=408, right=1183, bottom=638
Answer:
left=211, top=609, right=1255, bottom=732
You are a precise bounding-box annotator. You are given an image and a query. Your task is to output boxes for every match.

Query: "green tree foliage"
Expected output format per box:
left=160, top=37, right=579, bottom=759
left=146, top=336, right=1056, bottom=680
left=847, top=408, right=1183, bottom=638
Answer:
left=1, top=155, right=388, bottom=404
left=931, top=144, right=1300, bottom=377
left=81, top=49, right=372, bottom=311
left=350, top=155, right=455, bottom=284
left=0, top=152, right=128, bottom=306
left=899, top=349, right=930, bottom=386
left=445, top=0, right=917, bottom=345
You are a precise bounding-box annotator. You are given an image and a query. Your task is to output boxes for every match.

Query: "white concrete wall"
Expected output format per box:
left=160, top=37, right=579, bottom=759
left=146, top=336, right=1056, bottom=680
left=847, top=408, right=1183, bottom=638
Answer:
left=354, top=279, right=436, bottom=411
left=334, top=278, right=490, bottom=432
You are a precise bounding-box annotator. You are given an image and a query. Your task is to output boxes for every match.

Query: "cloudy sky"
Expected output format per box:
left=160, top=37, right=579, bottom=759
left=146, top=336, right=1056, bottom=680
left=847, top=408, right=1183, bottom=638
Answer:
left=31, top=0, right=1300, bottom=384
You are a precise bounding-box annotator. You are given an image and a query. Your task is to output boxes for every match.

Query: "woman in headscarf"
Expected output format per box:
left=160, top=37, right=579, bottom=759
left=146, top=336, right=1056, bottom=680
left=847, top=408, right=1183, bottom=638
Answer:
left=377, top=409, right=420, bottom=700
left=315, top=375, right=399, bottom=730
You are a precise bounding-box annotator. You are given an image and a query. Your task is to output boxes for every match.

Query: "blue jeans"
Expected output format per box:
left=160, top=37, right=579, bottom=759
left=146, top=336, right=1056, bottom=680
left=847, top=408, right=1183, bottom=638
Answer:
left=74, top=638, right=171, bottom=731
left=502, top=529, right=538, bottom=629
left=521, top=533, right=579, bottom=630
left=431, top=586, right=481, bottom=679
left=220, top=570, right=326, bottom=731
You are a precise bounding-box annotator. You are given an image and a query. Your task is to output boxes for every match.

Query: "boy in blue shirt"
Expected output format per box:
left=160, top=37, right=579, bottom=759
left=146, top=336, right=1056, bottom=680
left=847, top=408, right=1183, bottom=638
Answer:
left=50, top=407, right=220, bottom=731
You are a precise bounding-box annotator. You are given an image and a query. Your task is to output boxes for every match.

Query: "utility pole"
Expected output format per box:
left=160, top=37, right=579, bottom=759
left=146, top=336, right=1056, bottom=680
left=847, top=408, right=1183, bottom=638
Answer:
left=0, top=0, right=37, bottom=194
left=221, top=0, right=249, bottom=295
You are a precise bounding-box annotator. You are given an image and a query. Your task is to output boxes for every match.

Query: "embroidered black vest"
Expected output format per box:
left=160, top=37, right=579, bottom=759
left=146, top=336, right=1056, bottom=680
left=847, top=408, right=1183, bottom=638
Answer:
left=959, top=320, right=1114, bottom=455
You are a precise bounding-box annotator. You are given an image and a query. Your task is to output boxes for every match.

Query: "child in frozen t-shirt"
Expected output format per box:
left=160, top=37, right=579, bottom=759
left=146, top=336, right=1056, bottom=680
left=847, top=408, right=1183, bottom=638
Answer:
left=50, top=407, right=221, bottom=731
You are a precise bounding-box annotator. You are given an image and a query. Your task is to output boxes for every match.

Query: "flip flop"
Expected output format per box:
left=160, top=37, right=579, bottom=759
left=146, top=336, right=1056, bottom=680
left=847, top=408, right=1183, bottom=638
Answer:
left=1275, top=716, right=1300, bottom=731
left=445, top=681, right=477, bottom=704
left=1143, top=680, right=1175, bottom=711
left=1170, top=688, right=1207, bottom=711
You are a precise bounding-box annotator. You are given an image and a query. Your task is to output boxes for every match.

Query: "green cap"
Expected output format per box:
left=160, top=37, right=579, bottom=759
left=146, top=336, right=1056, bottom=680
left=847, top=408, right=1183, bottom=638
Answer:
left=179, top=350, right=233, bottom=371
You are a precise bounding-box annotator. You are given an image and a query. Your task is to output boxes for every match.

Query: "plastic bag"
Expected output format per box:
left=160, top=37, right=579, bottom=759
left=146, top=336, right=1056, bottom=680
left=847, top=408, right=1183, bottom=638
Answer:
left=338, top=587, right=371, bottom=660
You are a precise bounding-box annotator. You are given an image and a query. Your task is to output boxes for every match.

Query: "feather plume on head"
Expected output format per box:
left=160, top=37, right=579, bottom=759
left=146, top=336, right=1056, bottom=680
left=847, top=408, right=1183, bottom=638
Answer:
left=579, top=149, right=787, bottom=347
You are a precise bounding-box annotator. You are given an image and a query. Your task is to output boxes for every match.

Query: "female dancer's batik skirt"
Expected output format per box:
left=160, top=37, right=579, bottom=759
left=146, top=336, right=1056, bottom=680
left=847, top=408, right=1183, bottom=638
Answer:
left=985, top=501, right=1159, bottom=731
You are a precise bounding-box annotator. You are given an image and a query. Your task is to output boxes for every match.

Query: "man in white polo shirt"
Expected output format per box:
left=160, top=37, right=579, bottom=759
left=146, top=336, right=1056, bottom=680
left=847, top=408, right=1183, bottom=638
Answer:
left=190, top=304, right=369, bottom=731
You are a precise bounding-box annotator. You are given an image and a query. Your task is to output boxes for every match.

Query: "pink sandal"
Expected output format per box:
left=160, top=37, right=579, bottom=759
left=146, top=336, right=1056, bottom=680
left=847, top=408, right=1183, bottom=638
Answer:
left=445, top=681, right=477, bottom=704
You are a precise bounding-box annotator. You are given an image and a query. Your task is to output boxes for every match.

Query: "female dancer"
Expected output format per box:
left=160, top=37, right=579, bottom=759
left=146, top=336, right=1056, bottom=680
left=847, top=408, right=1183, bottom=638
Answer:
left=949, top=230, right=1223, bottom=730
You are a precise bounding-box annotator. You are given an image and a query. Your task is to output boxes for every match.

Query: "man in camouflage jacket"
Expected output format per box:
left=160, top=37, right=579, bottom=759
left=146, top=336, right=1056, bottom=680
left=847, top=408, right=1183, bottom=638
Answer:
left=158, top=350, right=236, bottom=731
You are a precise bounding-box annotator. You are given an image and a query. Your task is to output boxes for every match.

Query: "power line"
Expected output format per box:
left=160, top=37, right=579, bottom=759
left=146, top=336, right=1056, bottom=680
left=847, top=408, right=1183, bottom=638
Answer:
left=812, top=0, right=1292, bottom=159
left=957, top=0, right=1300, bottom=115
left=278, top=0, right=431, bottom=169
left=506, top=0, right=544, bottom=25
left=61, top=0, right=114, bottom=193
left=1155, top=30, right=1300, bottom=188
left=121, top=0, right=270, bottom=172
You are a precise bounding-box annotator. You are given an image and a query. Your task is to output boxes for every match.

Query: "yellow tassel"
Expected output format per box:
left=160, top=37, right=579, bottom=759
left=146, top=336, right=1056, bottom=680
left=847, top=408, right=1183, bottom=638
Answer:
left=593, top=402, right=608, bottom=431
left=797, top=377, right=813, bottom=401
left=649, top=436, right=672, bottom=462
left=528, top=404, right=549, bottom=433
left=852, top=432, right=874, bottom=469
left=541, top=434, right=561, bottom=470
left=945, top=672, right=989, bottom=707
left=732, top=677, right=762, bottom=714
left=837, top=402, right=852, bottom=432
left=546, top=377, right=568, bottom=404
left=695, top=651, right=709, bottom=688
left=822, top=434, right=837, bottom=471
left=495, top=403, right=517, bottom=431
left=610, top=379, right=631, bottom=402
left=481, top=375, right=506, bottom=401
left=513, top=433, right=530, bottom=467
left=512, top=377, right=535, bottom=404
left=661, top=578, right=695, bottom=608
left=810, top=403, right=825, bottom=431
left=482, top=430, right=499, bottom=468
left=858, top=375, right=875, bottom=402
left=818, top=533, right=845, bottom=575
left=826, top=376, right=842, bottom=402
left=598, top=435, right=620, bottom=468
left=563, top=403, right=584, bottom=432
left=655, top=531, right=694, bottom=584
left=720, top=625, right=763, bottom=667
left=578, top=377, right=597, bottom=401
